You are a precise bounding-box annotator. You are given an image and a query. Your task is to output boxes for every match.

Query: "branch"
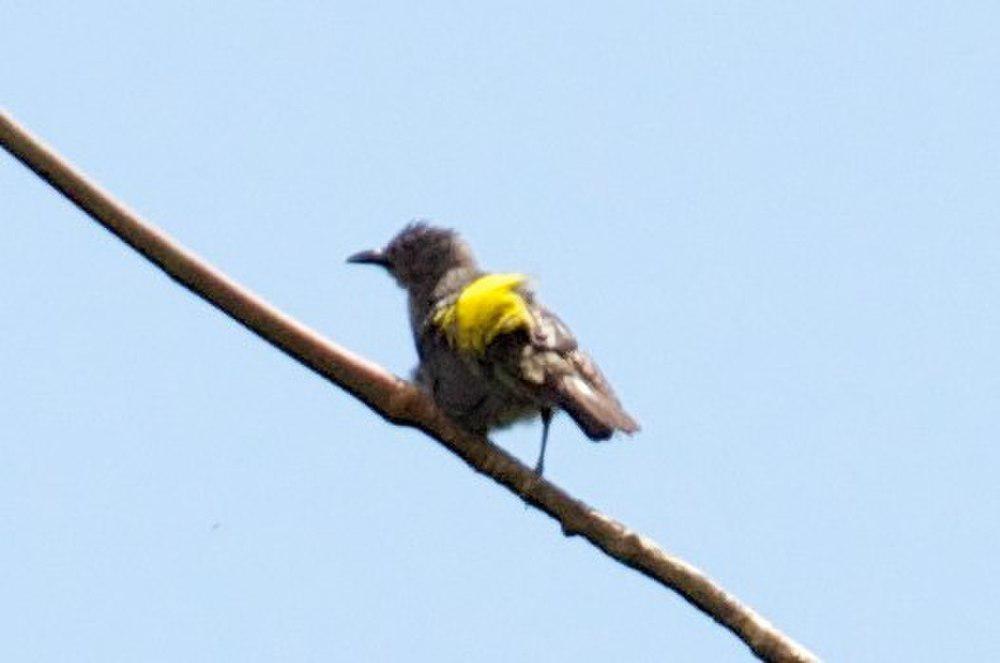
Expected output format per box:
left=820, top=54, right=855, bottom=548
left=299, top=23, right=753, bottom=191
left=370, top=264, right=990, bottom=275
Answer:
left=1, top=109, right=818, bottom=663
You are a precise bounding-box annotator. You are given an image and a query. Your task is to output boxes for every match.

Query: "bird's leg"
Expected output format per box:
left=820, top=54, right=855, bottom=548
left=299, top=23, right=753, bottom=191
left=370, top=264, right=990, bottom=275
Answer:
left=534, top=407, right=553, bottom=475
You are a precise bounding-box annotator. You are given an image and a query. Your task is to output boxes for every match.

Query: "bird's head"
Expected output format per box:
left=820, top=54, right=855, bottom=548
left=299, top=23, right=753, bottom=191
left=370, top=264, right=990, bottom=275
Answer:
left=348, top=222, right=478, bottom=293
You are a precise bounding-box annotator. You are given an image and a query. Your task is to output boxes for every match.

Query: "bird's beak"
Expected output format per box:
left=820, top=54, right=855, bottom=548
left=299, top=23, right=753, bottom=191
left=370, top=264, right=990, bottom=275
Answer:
left=346, top=248, right=390, bottom=267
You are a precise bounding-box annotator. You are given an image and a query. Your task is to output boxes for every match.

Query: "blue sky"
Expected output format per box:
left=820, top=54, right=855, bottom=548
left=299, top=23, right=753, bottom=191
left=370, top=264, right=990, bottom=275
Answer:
left=2, top=2, right=998, bottom=661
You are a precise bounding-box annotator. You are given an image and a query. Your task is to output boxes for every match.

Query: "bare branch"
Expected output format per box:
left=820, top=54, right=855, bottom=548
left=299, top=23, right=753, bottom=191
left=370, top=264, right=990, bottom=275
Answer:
left=0, top=109, right=818, bottom=663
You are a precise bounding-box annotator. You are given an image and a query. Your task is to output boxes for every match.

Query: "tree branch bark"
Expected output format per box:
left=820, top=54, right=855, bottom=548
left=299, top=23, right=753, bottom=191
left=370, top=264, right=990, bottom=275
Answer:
left=1, top=109, right=818, bottom=663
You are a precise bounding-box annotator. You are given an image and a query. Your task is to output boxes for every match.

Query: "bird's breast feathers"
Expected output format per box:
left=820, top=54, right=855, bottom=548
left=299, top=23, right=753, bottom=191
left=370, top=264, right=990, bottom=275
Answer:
left=431, top=273, right=535, bottom=355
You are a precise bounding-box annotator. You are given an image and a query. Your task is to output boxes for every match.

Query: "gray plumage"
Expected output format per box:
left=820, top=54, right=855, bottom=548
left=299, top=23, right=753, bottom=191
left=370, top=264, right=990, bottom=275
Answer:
left=349, top=222, right=638, bottom=473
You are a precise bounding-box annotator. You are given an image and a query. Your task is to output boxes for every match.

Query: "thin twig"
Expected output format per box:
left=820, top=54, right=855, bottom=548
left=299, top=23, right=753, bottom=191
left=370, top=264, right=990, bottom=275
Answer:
left=1, top=109, right=818, bottom=663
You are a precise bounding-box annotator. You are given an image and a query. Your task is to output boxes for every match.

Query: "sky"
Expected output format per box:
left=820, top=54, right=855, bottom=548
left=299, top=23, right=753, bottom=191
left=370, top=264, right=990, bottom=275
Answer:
left=2, top=2, right=999, bottom=661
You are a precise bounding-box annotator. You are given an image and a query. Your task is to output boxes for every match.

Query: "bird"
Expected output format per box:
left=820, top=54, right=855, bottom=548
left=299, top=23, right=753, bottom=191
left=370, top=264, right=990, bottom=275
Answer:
left=348, top=222, right=638, bottom=474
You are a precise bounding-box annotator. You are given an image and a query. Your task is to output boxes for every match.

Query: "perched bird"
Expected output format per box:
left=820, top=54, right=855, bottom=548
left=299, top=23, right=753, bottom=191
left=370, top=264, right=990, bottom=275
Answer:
left=348, top=223, right=638, bottom=474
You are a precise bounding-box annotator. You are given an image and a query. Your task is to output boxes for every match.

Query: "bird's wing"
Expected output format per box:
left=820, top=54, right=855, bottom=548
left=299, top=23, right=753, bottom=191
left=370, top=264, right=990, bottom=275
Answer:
left=517, top=304, right=639, bottom=441
left=527, top=304, right=578, bottom=353
left=546, top=347, right=640, bottom=440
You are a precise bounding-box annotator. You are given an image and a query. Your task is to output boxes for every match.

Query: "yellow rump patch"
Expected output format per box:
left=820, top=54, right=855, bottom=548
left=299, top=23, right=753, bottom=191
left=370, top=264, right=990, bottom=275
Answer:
left=433, top=273, right=534, bottom=354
